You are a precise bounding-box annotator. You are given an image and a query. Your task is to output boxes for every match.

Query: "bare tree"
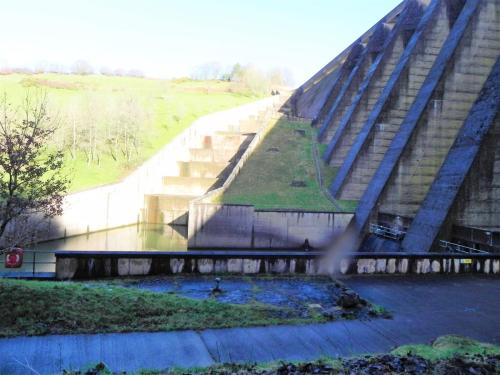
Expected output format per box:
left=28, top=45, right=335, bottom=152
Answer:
left=191, top=62, right=223, bottom=80
left=99, top=66, right=114, bottom=76
left=71, top=59, right=93, bottom=75
left=34, top=60, right=49, bottom=74
left=127, top=69, right=144, bottom=78
left=0, top=92, right=69, bottom=250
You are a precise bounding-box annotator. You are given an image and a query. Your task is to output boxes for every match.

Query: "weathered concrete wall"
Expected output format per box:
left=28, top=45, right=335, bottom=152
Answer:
left=315, top=44, right=365, bottom=132
left=350, top=0, right=481, bottom=240
left=4, top=98, right=278, bottom=245
left=334, top=0, right=449, bottom=201
left=55, top=251, right=500, bottom=279
left=318, top=44, right=370, bottom=144
left=296, top=68, right=342, bottom=120
left=380, top=0, right=500, bottom=219
left=451, top=115, right=500, bottom=232
left=328, top=29, right=406, bottom=168
left=187, top=203, right=353, bottom=249
left=402, top=57, right=500, bottom=253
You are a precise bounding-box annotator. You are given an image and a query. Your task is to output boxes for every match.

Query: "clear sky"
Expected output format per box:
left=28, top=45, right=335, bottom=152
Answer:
left=0, top=0, right=402, bottom=86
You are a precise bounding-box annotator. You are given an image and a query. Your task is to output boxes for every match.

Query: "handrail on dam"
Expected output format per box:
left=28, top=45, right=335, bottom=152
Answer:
left=439, top=240, right=490, bottom=255
left=369, top=224, right=406, bottom=241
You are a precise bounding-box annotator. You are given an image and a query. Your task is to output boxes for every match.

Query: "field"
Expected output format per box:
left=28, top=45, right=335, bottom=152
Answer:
left=0, top=74, right=261, bottom=192
left=216, top=118, right=358, bottom=212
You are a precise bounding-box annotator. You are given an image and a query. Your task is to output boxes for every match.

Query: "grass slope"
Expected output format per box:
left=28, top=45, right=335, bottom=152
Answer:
left=217, top=118, right=357, bottom=212
left=0, top=74, right=260, bottom=191
left=0, top=279, right=322, bottom=337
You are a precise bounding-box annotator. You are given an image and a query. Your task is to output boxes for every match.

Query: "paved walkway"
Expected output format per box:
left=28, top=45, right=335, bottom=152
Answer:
left=1, top=275, right=499, bottom=374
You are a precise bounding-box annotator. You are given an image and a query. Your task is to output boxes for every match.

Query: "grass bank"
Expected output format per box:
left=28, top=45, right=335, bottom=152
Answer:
left=0, top=74, right=261, bottom=191
left=0, top=279, right=323, bottom=337
left=216, top=118, right=357, bottom=212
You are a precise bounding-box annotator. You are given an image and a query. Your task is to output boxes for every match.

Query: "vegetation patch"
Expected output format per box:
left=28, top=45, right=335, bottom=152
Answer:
left=216, top=118, right=357, bottom=212
left=0, top=278, right=318, bottom=337
left=392, top=334, right=500, bottom=360
left=0, top=276, right=386, bottom=337
left=83, top=275, right=384, bottom=322
left=64, top=336, right=500, bottom=374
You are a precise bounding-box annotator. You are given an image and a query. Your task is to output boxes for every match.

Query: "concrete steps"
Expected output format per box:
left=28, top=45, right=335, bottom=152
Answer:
left=188, top=148, right=240, bottom=163
left=141, top=99, right=277, bottom=226
left=161, top=176, right=218, bottom=196
left=143, top=194, right=194, bottom=225
left=177, top=161, right=229, bottom=178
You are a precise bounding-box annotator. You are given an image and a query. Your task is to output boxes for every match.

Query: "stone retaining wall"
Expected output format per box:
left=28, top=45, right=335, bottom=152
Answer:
left=55, top=251, right=500, bottom=279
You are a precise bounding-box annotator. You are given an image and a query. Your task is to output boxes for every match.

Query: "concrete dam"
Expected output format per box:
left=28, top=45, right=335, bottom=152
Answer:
left=289, top=0, right=500, bottom=254
left=14, top=0, right=500, bottom=279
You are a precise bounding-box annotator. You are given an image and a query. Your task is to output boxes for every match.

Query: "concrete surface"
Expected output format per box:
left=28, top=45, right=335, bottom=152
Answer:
left=188, top=203, right=352, bottom=249
left=0, top=274, right=499, bottom=374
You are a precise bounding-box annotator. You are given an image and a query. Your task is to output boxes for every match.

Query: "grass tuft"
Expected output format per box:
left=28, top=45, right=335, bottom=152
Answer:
left=391, top=335, right=500, bottom=360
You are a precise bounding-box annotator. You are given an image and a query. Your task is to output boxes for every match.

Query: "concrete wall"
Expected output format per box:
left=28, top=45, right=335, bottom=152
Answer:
left=336, top=0, right=449, bottom=201
left=380, top=0, right=500, bottom=219
left=452, top=115, right=500, bottom=232
left=4, top=98, right=278, bottom=245
left=187, top=203, right=353, bottom=249
left=350, top=0, right=482, bottom=240
left=55, top=251, right=500, bottom=279
left=291, top=2, right=406, bottom=120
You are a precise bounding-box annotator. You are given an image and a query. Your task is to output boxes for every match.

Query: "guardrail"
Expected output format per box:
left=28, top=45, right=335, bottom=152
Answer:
left=439, top=240, right=489, bottom=255
left=0, top=250, right=57, bottom=278
left=369, top=224, right=406, bottom=241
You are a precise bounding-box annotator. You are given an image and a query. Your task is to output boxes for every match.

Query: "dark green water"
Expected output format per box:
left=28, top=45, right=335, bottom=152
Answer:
left=34, top=224, right=188, bottom=252
left=0, top=224, right=187, bottom=276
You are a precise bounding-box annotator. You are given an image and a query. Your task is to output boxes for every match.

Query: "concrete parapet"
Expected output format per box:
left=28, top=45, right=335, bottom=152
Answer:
left=55, top=251, right=500, bottom=279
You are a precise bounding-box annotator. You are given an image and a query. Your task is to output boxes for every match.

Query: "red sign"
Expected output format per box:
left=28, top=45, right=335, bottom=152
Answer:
left=5, top=248, right=23, bottom=268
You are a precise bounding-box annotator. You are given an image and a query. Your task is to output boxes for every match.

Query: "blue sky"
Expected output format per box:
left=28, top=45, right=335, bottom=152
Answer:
left=0, top=0, right=402, bottom=85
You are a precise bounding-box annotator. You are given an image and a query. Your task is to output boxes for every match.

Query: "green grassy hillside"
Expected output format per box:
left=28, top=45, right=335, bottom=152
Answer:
left=0, top=74, right=261, bottom=191
left=216, top=118, right=357, bottom=212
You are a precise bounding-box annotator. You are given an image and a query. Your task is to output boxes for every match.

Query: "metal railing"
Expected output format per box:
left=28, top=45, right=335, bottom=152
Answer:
left=370, top=224, right=406, bottom=241
left=0, top=249, right=57, bottom=278
left=439, top=240, right=490, bottom=255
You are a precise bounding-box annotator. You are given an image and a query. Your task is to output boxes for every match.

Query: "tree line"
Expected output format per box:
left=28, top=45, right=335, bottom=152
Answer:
left=54, top=95, right=149, bottom=166
left=0, top=60, right=145, bottom=78
left=190, top=62, right=293, bottom=94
